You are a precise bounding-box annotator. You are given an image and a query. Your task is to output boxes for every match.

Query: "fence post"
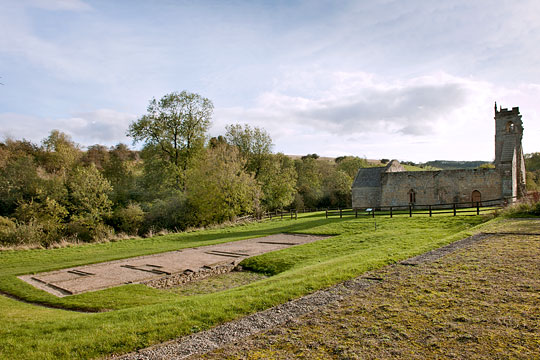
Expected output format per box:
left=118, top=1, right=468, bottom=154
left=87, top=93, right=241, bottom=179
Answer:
left=409, top=205, right=412, bottom=217
left=372, top=209, right=375, bottom=218
left=429, top=205, right=432, bottom=217
left=269, top=212, right=272, bottom=220
left=453, top=203, right=456, bottom=216
left=476, top=202, right=480, bottom=215
left=325, top=208, right=328, bottom=219
left=340, top=208, right=342, bottom=218
left=355, top=208, right=358, bottom=218
left=295, top=209, right=298, bottom=220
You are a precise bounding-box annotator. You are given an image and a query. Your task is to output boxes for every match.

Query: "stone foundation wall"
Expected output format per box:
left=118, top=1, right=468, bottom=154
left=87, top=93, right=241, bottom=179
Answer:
left=142, top=263, right=238, bottom=289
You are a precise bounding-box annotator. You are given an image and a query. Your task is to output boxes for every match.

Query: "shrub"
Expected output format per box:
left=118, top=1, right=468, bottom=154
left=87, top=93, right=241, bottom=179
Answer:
left=0, top=221, right=45, bottom=246
left=501, top=193, right=540, bottom=217
left=109, top=204, right=144, bottom=235
left=0, top=216, right=17, bottom=244
left=66, top=216, right=114, bottom=243
left=141, top=194, right=190, bottom=235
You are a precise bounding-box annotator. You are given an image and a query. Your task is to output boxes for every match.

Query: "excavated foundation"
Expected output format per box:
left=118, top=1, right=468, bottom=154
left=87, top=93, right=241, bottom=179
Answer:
left=19, top=234, right=330, bottom=297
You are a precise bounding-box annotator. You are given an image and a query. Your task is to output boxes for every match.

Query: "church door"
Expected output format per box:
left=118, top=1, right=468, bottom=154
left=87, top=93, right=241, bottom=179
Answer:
left=472, top=190, right=481, bottom=206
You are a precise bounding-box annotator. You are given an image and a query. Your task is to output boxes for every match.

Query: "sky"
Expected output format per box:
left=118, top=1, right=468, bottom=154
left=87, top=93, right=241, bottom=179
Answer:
left=1, top=0, right=539, bottom=162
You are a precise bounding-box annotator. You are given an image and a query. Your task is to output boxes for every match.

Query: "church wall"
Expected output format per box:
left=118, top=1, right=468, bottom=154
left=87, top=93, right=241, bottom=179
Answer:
left=379, top=169, right=502, bottom=207
left=352, top=187, right=381, bottom=208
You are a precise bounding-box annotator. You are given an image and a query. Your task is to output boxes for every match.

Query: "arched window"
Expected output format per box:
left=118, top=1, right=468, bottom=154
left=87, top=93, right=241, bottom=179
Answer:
left=506, top=121, right=515, bottom=133
left=472, top=190, right=481, bottom=205
left=408, top=189, right=416, bottom=204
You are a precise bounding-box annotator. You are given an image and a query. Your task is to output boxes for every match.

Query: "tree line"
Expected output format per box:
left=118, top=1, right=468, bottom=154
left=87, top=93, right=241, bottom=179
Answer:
left=0, top=91, right=370, bottom=247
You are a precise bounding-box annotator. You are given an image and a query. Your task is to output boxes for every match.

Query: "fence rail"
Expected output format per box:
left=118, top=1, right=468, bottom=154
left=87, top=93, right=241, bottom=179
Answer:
left=243, top=197, right=513, bottom=221
left=326, top=197, right=509, bottom=218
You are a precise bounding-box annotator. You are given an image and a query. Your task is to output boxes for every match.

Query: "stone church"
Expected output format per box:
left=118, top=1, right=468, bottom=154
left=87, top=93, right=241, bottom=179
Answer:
left=352, top=104, right=526, bottom=208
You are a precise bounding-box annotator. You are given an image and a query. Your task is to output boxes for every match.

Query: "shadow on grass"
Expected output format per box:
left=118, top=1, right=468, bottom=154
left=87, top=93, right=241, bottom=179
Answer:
left=162, top=216, right=345, bottom=245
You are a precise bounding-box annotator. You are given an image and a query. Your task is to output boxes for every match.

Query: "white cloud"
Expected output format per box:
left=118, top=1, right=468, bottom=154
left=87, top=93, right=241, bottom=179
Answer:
left=214, top=71, right=540, bottom=161
left=0, top=109, right=136, bottom=147
left=27, top=0, right=92, bottom=12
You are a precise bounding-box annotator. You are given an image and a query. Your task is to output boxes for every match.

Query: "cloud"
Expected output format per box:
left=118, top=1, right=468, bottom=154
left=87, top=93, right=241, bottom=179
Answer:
left=216, top=72, right=472, bottom=137
left=27, top=0, right=92, bottom=12
left=0, top=109, right=136, bottom=147
left=213, top=70, right=540, bottom=161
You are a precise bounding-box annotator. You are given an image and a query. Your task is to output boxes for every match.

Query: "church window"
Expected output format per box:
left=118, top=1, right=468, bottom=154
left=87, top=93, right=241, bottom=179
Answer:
left=408, top=189, right=416, bottom=204
left=506, top=121, right=515, bottom=133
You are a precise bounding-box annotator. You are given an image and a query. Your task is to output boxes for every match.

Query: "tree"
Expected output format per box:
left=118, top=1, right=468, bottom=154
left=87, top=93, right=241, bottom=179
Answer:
left=127, top=91, right=213, bottom=188
left=40, top=130, right=81, bottom=175
left=0, top=152, right=41, bottom=216
left=322, top=169, right=352, bottom=207
left=335, top=156, right=370, bottom=178
left=102, top=144, right=141, bottom=205
left=525, top=153, right=540, bottom=171
left=186, top=144, right=259, bottom=225
left=66, top=165, right=113, bottom=221
left=81, top=144, right=110, bottom=170
left=295, top=157, right=323, bottom=208
left=225, top=124, right=273, bottom=178
left=258, top=153, right=297, bottom=210
left=301, top=153, right=319, bottom=160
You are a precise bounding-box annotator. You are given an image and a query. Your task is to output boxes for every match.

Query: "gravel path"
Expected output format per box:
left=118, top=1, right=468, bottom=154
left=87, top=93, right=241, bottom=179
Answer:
left=113, top=232, right=490, bottom=360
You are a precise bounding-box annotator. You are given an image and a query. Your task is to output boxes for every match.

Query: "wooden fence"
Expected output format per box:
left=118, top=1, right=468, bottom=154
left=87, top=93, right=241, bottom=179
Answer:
left=325, top=197, right=509, bottom=218
left=245, top=197, right=513, bottom=221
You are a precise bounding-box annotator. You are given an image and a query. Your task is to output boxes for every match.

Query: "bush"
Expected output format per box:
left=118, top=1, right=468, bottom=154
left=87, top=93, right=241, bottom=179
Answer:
left=0, top=221, right=46, bottom=246
left=0, top=216, right=17, bottom=244
left=109, top=204, right=144, bottom=235
left=141, top=195, right=190, bottom=235
left=501, top=193, right=540, bottom=217
left=66, top=216, right=114, bottom=242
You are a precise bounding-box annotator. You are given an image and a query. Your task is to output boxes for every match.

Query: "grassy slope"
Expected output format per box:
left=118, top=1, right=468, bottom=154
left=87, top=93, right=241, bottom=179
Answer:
left=0, top=212, right=492, bottom=359
left=202, top=219, right=540, bottom=359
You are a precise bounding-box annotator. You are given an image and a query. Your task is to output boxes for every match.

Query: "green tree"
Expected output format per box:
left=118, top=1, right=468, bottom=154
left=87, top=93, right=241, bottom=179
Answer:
left=102, top=144, right=141, bottom=205
left=128, top=91, right=213, bottom=188
left=66, top=165, right=113, bottom=221
left=525, top=153, right=540, bottom=171
left=335, top=156, right=370, bottom=178
left=0, top=146, right=41, bottom=216
left=322, top=168, right=352, bottom=207
left=295, top=157, right=323, bottom=208
left=258, top=153, right=297, bottom=211
left=225, top=124, right=273, bottom=178
left=81, top=144, right=110, bottom=170
left=40, top=130, right=81, bottom=175
left=187, top=144, right=259, bottom=225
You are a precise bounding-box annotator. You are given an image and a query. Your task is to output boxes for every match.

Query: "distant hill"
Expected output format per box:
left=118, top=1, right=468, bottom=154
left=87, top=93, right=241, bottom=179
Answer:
left=422, top=160, right=490, bottom=170
left=286, top=155, right=381, bottom=165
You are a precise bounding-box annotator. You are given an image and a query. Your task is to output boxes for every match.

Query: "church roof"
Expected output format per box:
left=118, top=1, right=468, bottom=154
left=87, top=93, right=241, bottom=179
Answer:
left=500, top=141, right=516, bottom=163
left=352, top=167, right=385, bottom=187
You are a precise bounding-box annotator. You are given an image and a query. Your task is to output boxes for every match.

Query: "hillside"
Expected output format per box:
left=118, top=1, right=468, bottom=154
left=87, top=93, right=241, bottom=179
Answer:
left=422, top=160, right=490, bottom=170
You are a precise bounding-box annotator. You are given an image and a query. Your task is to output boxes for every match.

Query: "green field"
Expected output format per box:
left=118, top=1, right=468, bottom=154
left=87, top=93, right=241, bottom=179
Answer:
left=0, top=211, right=494, bottom=359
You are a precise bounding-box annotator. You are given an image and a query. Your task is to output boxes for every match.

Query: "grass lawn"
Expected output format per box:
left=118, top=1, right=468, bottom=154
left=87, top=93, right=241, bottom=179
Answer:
left=0, top=211, right=494, bottom=359
left=201, top=218, right=540, bottom=359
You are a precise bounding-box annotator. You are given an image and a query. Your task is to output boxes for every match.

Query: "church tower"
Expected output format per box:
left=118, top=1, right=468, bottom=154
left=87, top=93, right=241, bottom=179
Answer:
left=494, top=102, right=526, bottom=199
